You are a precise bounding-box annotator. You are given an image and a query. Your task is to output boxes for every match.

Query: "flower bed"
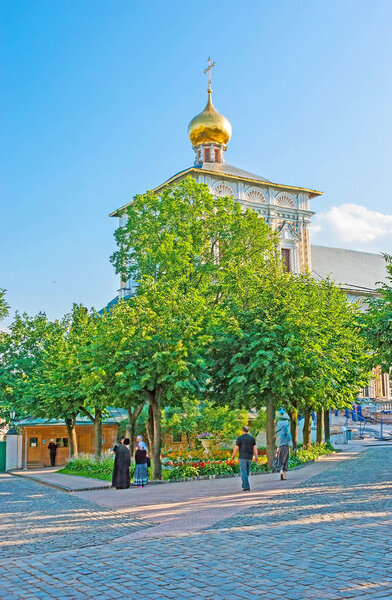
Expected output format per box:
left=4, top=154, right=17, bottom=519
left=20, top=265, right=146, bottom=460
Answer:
left=58, top=444, right=335, bottom=482
left=161, top=447, right=267, bottom=461
left=166, top=457, right=268, bottom=480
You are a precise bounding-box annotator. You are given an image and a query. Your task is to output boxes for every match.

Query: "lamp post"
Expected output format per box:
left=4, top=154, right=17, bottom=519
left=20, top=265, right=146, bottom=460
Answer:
left=8, top=409, right=17, bottom=435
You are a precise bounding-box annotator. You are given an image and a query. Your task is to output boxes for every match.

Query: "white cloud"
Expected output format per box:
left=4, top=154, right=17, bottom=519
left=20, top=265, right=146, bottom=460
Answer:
left=311, top=203, right=392, bottom=253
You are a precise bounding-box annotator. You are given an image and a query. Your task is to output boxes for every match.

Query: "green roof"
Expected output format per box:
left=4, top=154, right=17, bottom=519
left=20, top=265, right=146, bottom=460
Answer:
left=16, top=407, right=127, bottom=427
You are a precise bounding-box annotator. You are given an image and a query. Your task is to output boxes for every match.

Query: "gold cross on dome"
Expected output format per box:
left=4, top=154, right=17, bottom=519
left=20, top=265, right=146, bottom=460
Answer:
left=204, top=57, right=215, bottom=92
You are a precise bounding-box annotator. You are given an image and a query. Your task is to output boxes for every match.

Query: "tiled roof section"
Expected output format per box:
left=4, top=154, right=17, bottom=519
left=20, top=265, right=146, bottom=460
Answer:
left=197, top=162, right=271, bottom=182
left=311, top=245, right=388, bottom=293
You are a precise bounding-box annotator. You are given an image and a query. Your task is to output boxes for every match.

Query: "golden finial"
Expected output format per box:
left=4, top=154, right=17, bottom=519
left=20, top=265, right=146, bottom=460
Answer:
left=204, top=57, right=215, bottom=94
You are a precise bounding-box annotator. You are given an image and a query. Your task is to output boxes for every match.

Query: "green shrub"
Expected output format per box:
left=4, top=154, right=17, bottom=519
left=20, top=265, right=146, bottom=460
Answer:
left=199, top=461, right=233, bottom=476
left=288, top=443, right=334, bottom=468
left=168, top=465, right=200, bottom=480
left=250, top=461, right=268, bottom=473
left=60, top=453, right=135, bottom=481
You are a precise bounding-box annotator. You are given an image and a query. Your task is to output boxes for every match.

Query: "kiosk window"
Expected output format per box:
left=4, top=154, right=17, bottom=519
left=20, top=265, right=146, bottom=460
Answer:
left=56, top=438, right=69, bottom=448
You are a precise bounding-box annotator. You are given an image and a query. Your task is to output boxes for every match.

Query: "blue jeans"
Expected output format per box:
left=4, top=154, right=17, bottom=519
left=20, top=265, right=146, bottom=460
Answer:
left=239, top=458, right=252, bottom=490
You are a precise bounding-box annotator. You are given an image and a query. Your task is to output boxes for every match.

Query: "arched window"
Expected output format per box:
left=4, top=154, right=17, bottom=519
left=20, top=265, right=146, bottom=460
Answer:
left=213, top=183, right=234, bottom=198
left=246, top=189, right=266, bottom=204
left=276, top=195, right=295, bottom=208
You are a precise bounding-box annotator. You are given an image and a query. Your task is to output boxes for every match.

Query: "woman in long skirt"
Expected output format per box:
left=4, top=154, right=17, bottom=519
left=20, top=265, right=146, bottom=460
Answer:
left=276, top=424, right=292, bottom=480
left=133, top=444, right=149, bottom=487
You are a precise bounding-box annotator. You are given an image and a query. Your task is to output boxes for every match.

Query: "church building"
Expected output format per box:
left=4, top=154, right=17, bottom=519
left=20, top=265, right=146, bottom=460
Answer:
left=110, top=61, right=391, bottom=409
left=110, top=59, right=322, bottom=298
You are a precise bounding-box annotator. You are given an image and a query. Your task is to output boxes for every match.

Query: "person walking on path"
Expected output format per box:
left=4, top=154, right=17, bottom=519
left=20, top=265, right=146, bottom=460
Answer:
left=112, top=438, right=131, bottom=489
left=133, top=443, right=149, bottom=488
left=231, top=426, right=258, bottom=491
left=48, top=440, right=57, bottom=467
left=276, top=424, right=292, bottom=480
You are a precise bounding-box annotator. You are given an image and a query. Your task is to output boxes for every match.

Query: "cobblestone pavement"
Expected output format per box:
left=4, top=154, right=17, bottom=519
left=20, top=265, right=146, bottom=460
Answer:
left=0, top=474, right=148, bottom=559
left=0, top=447, right=391, bottom=599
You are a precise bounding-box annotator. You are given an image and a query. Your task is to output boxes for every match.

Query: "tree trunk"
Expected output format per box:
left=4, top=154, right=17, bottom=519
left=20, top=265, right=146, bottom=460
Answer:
left=126, top=402, right=144, bottom=460
left=94, top=408, right=103, bottom=458
left=148, top=388, right=162, bottom=480
left=316, top=408, right=324, bottom=444
left=288, top=408, right=298, bottom=450
left=146, top=404, right=154, bottom=453
left=65, top=416, right=78, bottom=458
left=265, top=395, right=276, bottom=469
left=324, top=409, right=331, bottom=443
left=302, top=407, right=312, bottom=449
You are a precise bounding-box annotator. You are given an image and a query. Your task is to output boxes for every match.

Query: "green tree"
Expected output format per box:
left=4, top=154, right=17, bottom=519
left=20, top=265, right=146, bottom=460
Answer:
left=197, top=401, right=248, bottom=443
left=0, top=289, right=9, bottom=322
left=163, top=398, right=200, bottom=449
left=32, top=305, right=95, bottom=457
left=110, top=177, right=278, bottom=305
left=0, top=312, right=53, bottom=425
left=210, top=272, right=370, bottom=466
left=110, top=177, right=279, bottom=477
left=365, top=254, right=392, bottom=371
left=93, top=289, right=213, bottom=479
left=0, top=305, right=111, bottom=458
left=80, top=302, right=146, bottom=458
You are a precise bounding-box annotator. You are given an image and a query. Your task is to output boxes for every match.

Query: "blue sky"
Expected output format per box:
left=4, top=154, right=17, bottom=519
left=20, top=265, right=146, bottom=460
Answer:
left=1, top=0, right=392, bottom=326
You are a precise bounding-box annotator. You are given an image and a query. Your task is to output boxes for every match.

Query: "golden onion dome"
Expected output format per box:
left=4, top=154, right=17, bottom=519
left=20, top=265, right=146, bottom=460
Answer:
left=188, top=92, right=232, bottom=148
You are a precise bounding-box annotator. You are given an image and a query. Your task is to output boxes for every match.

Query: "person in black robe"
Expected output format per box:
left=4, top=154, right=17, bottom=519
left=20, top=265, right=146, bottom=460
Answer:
left=48, top=440, right=58, bottom=467
left=112, top=438, right=131, bottom=489
left=113, top=437, right=125, bottom=454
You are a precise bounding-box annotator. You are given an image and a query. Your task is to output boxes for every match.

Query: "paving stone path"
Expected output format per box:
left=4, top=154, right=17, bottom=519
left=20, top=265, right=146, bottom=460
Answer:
left=0, top=447, right=391, bottom=599
left=0, top=474, right=148, bottom=559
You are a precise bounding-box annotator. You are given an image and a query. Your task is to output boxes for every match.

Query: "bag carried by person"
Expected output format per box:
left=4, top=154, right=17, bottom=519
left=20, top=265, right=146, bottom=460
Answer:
left=273, top=454, right=279, bottom=472
left=146, top=457, right=151, bottom=468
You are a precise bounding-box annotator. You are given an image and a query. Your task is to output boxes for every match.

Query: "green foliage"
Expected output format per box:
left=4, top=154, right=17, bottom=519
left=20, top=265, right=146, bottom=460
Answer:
left=197, top=401, right=248, bottom=442
left=163, top=399, right=248, bottom=445
left=288, top=443, right=335, bottom=468
left=0, top=311, right=54, bottom=422
left=211, top=273, right=370, bottom=412
left=60, top=453, right=135, bottom=481
left=163, top=398, right=200, bottom=447
left=250, top=461, right=269, bottom=473
left=0, top=289, right=9, bottom=322
left=198, top=461, right=234, bottom=476
left=109, top=177, right=280, bottom=478
left=168, top=465, right=200, bottom=480
left=365, top=254, right=392, bottom=373
left=110, top=176, right=279, bottom=303
left=249, top=409, right=267, bottom=438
